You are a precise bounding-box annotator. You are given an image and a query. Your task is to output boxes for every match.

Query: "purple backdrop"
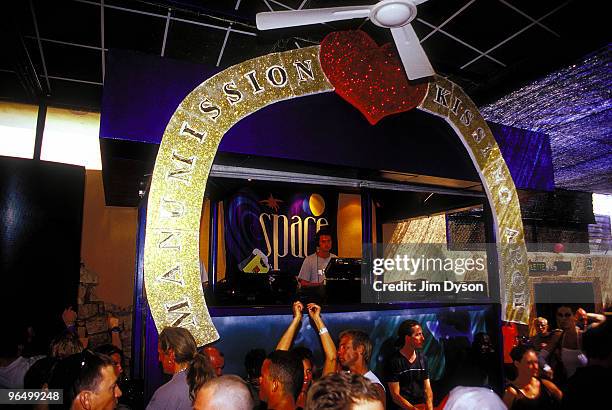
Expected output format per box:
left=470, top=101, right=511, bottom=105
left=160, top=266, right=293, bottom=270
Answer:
left=101, top=50, right=554, bottom=191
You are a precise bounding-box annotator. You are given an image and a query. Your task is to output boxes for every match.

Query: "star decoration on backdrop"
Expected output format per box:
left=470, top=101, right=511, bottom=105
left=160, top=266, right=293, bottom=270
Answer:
left=259, top=194, right=284, bottom=212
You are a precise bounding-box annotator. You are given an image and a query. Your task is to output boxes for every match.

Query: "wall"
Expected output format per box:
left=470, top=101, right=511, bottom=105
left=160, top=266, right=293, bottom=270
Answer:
left=198, top=200, right=210, bottom=275
left=527, top=253, right=612, bottom=311
left=80, top=169, right=137, bottom=307
left=198, top=200, right=227, bottom=282
left=337, top=193, right=362, bottom=257
left=382, top=215, right=447, bottom=244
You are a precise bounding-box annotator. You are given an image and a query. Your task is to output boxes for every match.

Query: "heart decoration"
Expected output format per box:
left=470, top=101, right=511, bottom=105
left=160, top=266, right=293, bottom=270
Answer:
left=320, top=30, right=428, bottom=125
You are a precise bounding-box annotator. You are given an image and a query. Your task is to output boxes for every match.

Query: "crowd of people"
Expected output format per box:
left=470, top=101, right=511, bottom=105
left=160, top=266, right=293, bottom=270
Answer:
left=502, top=305, right=609, bottom=409
left=1, top=303, right=609, bottom=409
left=0, top=310, right=129, bottom=410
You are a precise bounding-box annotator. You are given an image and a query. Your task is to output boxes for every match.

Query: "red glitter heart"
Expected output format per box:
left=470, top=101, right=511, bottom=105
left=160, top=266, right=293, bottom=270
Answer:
left=320, top=30, right=428, bottom=125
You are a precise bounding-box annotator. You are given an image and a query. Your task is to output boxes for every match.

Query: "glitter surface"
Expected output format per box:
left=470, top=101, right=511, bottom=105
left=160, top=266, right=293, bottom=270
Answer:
left=144, top=46, right=333, bottom=345
left=419, top=76, right=529, bottom=324
left=320, top=30, right=428, bottom=125
left=480, top=45, right=612, bottom=194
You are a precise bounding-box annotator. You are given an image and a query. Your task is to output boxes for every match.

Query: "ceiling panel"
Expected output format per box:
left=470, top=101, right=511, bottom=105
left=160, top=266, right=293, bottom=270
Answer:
left=417, top=0, right=478, bottom=27
left=107, top=0, right=174, bottom=14
left=420, top=30, right=480, bottom=73
left=502, top=0, right=568, bottom=21
left=105, top=7, right=166, bottom=54
left=46, top=78, right=103, bottom=110
left=489, top=26, right=558, bottom=66
left=462, top=57, right=503, bottom=78
left=34, top=40, right=102, bottom=83
left=443, top=0, right=528, bottom=52
left=32, top=0, right=101, bottom=46
left=163, top=19, right=231, bottom=65
left=22, top=40, right=45, bottom=82
left=0, top=51, right=13, bottom=71
left=0, top=71, right=30, bottom=101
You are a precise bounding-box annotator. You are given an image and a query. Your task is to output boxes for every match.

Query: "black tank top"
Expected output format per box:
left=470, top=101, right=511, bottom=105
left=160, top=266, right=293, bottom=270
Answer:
left=508, top=378, right=560, bottom=410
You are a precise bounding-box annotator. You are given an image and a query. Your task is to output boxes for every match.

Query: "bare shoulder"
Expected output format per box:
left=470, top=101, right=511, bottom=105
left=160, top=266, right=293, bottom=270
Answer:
left=541, top=379, right=563, bottom=399
left=503, top=386, right=518, bottom=407
left=541, top=379, right=559, bottom=391
left=504, top=385, right=518, bottom=396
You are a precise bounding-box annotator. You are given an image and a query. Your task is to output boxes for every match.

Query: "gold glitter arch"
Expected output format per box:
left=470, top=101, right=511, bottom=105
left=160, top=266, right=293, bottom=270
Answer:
left=144, top=46, right=529, bottom=345
left=418, top=76, right=529, bottom=324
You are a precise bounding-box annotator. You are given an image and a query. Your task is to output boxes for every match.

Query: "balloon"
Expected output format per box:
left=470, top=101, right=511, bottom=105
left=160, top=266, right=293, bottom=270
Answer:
left=553, top=243, right=565, bottom=253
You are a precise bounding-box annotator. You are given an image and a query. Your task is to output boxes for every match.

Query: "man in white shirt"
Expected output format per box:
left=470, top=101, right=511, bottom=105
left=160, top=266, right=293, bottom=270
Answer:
left=337, top=329, right=386, bottom=407
left=297, top=229, right=337, bottom=290
left=0, top=334, right=43, bottom=389
left=306, top=304, right=386, bottom=407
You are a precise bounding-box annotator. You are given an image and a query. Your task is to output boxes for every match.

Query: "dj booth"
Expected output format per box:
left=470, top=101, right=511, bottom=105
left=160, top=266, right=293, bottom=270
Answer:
left=324, top=258, right=363, bottom=304
left=213, top=257, right=362, bottom=305
left=132, top=184, right=504, bottom=406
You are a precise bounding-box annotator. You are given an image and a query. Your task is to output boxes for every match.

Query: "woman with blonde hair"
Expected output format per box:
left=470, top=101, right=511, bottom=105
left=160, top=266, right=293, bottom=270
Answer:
left=147, top=327, right=215, bottom=409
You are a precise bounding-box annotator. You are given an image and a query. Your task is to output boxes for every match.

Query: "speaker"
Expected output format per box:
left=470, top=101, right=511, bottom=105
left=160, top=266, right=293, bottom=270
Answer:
left=0, top=157, right=85, bottom=343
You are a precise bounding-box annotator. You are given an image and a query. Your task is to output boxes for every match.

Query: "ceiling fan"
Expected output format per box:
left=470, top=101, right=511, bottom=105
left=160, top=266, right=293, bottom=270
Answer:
left=256, top=0, right=435, bottom=80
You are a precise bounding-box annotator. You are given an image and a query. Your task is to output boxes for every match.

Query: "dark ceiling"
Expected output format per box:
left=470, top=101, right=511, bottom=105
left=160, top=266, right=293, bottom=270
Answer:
left=1, top=0, right=609, bottom=206
left=1, top=0, right=608, bottom=111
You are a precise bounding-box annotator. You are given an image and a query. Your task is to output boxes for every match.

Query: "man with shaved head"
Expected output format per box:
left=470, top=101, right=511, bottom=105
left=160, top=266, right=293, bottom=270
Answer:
left=193, top=375, right=254, bottom=410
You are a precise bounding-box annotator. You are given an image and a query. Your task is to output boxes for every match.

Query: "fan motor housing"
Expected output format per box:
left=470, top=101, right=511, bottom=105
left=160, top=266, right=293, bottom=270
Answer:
left=370, top=0, right=417, bottom=28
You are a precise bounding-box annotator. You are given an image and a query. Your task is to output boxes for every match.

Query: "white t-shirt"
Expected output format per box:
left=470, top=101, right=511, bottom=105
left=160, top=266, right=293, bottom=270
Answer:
left=364, top=370, right=385, bottom=391
left=298, top=253, right=337, bottom=284
left=0, top=356, right=44, bottom=389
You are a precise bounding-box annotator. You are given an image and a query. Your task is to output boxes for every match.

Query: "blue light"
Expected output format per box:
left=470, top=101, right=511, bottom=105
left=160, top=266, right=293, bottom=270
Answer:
left=481, top=44, right=612, bottom=194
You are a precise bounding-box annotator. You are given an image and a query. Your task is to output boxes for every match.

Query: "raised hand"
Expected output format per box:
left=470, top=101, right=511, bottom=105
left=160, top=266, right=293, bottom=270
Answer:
left=62, top=306, right=77, bottom=328
left=277, top=301, right=305, bottom=351
left=108, top=315, right=120, bottom=329
left=292, top=301, right=304, bottom=319
left=306, top=303, right=321, bottom=319
left=306, top=302, right=337, bottom=376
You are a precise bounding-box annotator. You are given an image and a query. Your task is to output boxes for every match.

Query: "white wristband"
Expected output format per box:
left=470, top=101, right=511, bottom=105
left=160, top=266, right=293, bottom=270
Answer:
left=319, top=327, right=328, bottom=335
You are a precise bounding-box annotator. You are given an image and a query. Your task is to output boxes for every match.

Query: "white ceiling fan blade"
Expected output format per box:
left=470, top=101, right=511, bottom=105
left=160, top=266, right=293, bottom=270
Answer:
left=256, top=5, right=372, bottom=30
left=391, top=24, right=435, bottom=80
